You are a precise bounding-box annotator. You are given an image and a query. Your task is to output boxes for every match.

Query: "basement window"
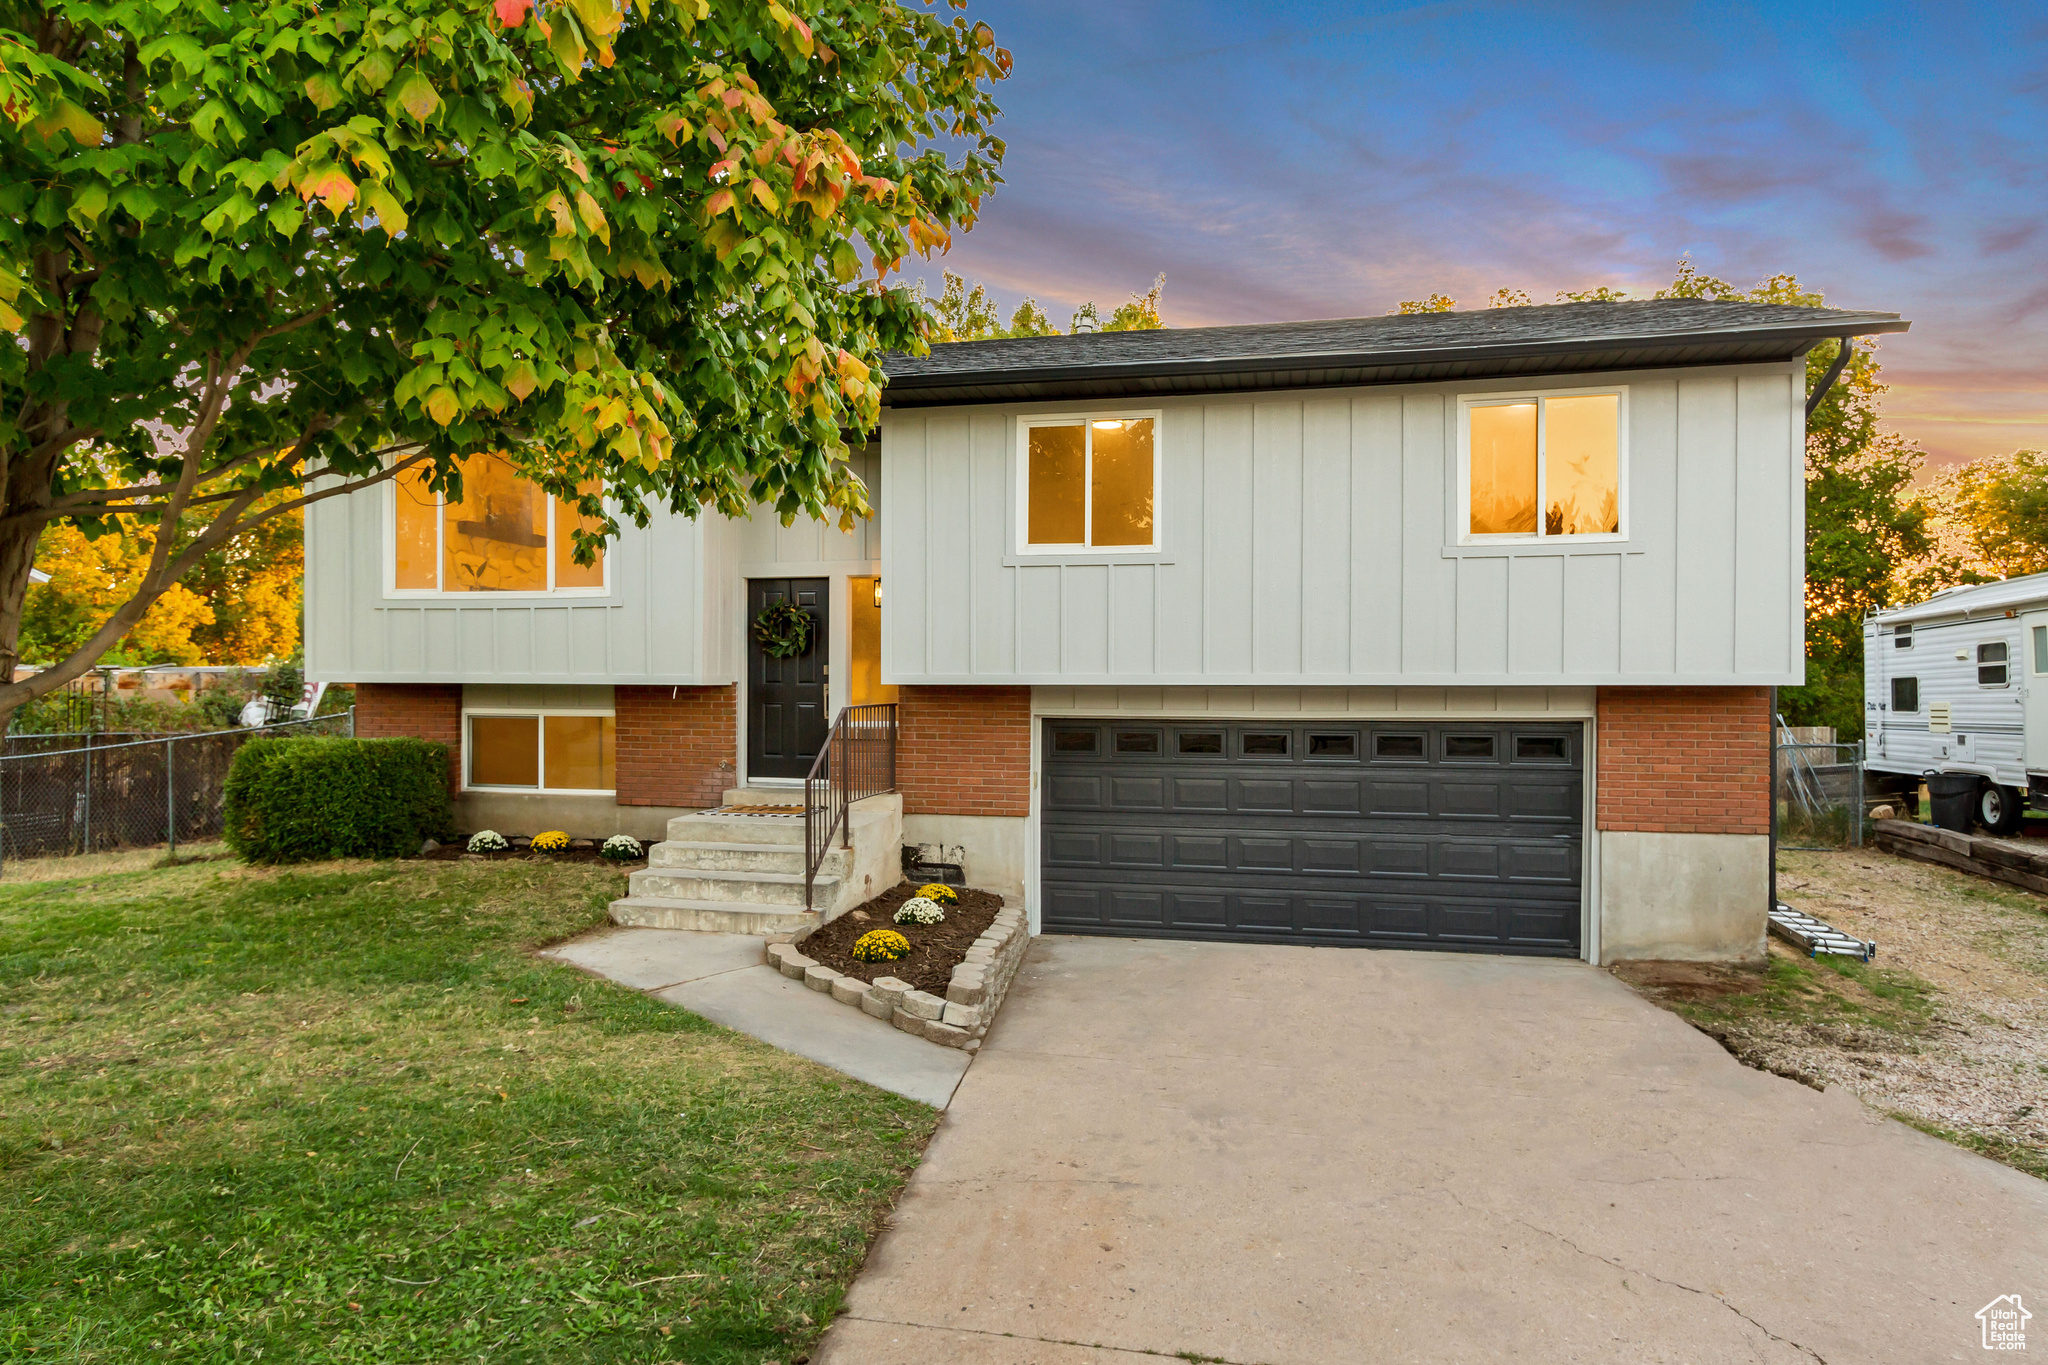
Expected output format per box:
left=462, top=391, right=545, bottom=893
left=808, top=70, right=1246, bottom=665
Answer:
left=1018, top=414, right=1160, bottom=552
left=392, top=452, right=606, bottom=595
left=1978, top=642, right=2009, bottom=687
left=1460, top=390, right=1624, bottom=541
left=465, top=710, right=616, bottom=792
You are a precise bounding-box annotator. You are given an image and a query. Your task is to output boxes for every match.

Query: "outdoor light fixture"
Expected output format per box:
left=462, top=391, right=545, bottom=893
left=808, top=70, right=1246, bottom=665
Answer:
left=873, top=578, right=883, bottom=608
left=1092, top=419, right=1122, bottom=431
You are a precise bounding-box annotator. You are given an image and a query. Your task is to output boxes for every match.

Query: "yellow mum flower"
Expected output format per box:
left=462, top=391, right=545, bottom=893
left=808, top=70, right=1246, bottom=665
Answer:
left=852, top=929, right=911, bottom=962
left=916, top=883, right=959, bottom=904
left=531, top=830, right=570, bottom=852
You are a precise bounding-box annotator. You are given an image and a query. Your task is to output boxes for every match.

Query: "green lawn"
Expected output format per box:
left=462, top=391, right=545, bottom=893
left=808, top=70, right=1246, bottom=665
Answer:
left=0, top=854, right=939, bottom=1363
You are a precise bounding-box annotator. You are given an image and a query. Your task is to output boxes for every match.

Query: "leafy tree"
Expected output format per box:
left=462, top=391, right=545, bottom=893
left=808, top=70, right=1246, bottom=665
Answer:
left=929, top=271, right=1163, bottom=338
left=1393, top=292, right=1457, bottom=314
left=0, top=0, right=1009, bottom=725
left=1101, top=272, right=1165, bottom=331
left=1925, top=449, right=2048, bottom=580
left=23, top=488, right=303, bottom=665
left=21, top=519, right=216, bottom=663
left=930, top=269, right=1002, bottom=341
left=1006, top=296, right=1056, bottom=336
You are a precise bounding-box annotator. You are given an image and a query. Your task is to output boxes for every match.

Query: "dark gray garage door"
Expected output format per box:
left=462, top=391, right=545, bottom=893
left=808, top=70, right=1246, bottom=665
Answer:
left=1040, top=719, right=1583, bottom=955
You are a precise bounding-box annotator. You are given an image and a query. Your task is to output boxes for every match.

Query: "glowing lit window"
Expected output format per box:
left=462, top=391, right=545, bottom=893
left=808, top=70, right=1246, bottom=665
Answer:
left=1463, top=392, right=1623, bottom=540
left=1021, top=416, right=1158, bottom=551
left=393, top=453, right=606, bottom=593
left=465, top=711, right=616, bottom=791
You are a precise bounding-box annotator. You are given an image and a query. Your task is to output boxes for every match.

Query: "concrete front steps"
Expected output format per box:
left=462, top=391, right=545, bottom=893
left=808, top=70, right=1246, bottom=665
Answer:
left=609, top=789, right=902, bottom=935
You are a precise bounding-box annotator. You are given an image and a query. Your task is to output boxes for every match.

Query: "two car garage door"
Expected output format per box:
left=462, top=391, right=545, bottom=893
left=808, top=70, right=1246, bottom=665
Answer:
left=1039, top=719, right=1584, bottom=956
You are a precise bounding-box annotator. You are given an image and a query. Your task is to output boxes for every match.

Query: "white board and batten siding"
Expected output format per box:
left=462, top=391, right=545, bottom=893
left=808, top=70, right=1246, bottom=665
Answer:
left=303, top=448, right=879, bottom=686
left=880, top=365, right=1806, bottom=689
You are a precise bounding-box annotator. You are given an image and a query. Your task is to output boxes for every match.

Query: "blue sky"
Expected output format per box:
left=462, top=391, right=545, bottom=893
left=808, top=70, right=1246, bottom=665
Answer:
left=904, top=0, right=2048, bottom=469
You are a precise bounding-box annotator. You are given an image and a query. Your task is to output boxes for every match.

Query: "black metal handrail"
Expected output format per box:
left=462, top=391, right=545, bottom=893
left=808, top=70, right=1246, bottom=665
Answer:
left=804, top=703, right=898, bottom=911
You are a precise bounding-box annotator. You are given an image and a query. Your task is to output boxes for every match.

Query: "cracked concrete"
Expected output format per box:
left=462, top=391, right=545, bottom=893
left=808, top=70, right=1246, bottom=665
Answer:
left=813, top=937, right=2048, bottom=1364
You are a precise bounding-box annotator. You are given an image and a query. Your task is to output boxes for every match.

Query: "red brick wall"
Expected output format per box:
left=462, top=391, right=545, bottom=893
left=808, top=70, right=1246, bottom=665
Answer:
left=353, top=682, right=462, bottom=789
left=1596, top=686, right=1770, bottom=834
left=614, top=684, right=736, bottom=808
left=898, top=685, right=1032, bottom=818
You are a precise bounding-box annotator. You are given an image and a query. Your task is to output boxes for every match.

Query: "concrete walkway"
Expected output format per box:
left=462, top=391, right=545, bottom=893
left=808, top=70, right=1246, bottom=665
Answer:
left=541, top=927, right=971, bottom=1108
left=815, top=936, right=2048, bottom=1365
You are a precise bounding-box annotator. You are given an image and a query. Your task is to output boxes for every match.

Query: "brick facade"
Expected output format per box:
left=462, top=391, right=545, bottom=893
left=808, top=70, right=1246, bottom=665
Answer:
left=898, top=685, right=1032, bottom=818
left=614, top=684, right=737, bottom=808
left=353, top=682, right=463, bottom=789
left=1595, top=686, right=1770, bottom=835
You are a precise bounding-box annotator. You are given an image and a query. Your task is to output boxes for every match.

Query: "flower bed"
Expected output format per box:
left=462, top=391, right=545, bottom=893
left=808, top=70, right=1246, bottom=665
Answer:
left=799, top=882, right=1003, bottom=994
left=421, top=836, right=644, bottom=868
left=769, top=882, right=1028, bottom=1050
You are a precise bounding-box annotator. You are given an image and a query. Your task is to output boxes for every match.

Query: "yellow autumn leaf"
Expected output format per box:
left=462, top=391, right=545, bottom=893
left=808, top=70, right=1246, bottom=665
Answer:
left=36, top=99, right=104, bottom=148
left=574, top=190, right=609, bottom=244
left=425, top=387, right=460, bottom=425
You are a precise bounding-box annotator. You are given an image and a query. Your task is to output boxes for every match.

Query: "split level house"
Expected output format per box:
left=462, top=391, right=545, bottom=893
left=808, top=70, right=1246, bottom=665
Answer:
left=306, top=298, right=1909, bottom=964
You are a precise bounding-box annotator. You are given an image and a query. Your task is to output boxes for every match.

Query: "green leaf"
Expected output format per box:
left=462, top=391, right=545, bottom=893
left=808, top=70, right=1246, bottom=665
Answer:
left=350, top=50, right=396, bottom=93
left=35, top=100, right=104, bottom=148
left=305, top=72, right=344, bottom=111
left=68, top=184, right=110, bottom=227
left=386, top=69, right=442, bottom=125
left=267, top=200, right=306, bottom=237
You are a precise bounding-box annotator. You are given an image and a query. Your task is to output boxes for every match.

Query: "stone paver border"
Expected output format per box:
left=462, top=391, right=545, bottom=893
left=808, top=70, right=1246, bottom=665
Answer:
left=763, top=895, right=1027, bottom=1050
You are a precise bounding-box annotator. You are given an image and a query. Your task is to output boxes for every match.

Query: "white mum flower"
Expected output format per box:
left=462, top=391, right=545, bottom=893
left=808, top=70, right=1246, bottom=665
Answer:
left=467, top=830, right=509, bottom=853
left=893, top=896, right=946, bottom=926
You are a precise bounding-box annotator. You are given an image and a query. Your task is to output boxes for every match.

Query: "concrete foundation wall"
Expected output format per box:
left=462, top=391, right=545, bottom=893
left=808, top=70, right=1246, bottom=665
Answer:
left=827, top=793, right=905, bottom=919
left=454, top=792, right=692, bottom=844
left=903, top=813, right=1028, bottom=897
left=1599, top=830, right=1768, bottom=964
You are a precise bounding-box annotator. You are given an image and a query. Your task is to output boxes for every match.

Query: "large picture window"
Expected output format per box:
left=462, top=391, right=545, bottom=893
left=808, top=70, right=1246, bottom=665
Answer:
left=465, top=710, right=617, bottom=792
left=1018, top=414, right=1159, bottom=552
left=1460, top=390, right=1624, bottom=541
left=392, top=453, right=606, bottom=594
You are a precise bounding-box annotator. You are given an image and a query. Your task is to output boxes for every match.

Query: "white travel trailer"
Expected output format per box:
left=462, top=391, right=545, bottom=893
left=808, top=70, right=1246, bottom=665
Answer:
left=1864, top=572, right=2048, bottom=833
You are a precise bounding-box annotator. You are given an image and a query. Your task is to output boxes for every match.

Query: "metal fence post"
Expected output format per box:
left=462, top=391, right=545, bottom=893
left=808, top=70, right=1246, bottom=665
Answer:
left=81, top=731, right=92, bottom=856
left=165, top=734, right=176, bottom=859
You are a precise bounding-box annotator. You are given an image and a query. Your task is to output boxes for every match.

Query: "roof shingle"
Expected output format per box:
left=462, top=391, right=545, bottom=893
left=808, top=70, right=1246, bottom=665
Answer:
left=880, top=298, right=1907, bottom=407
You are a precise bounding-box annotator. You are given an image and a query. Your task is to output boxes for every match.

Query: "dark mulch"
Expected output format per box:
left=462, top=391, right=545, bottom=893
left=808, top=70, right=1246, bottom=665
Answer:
left=802, top=882, right=1003, bottom=994
left=421, top=842, right=644, bottom=868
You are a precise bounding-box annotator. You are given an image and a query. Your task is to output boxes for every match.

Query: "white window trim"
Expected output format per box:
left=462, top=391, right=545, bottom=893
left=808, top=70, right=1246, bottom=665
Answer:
left=462, top=706, right=618, bottom=794
left=1014, top=409, right=1165, bottom=556
left=1977, top=641, right=2011, bottom=689
left=382, top=473, right=612, bottom=601
left=1455, top=385, right=1630, bottom=547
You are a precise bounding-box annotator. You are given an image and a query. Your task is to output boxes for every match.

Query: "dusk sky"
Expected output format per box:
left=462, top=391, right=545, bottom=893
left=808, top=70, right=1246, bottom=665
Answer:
left=903, top=1, right=2048, bottom=472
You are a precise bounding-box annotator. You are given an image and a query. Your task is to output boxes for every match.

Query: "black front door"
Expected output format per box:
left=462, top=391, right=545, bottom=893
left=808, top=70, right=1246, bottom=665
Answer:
left=747, top=578, right=829, bottom=779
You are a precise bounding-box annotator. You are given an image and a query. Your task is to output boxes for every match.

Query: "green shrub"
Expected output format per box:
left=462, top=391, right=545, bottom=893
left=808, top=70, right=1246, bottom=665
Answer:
left=224, top=737, right=454, bottom=863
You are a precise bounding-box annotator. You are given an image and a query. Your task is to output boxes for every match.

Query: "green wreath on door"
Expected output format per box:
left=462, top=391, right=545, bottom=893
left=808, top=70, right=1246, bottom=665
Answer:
left=753, top=601, right=814, bottom=659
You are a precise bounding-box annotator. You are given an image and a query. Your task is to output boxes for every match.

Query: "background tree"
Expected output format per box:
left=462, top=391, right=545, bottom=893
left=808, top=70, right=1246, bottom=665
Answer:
left=0, top=0, right=1008, bottom=724
left=927, top=270, right=1164, bottom=338
left=1924, top=449, right=2048, bottom=581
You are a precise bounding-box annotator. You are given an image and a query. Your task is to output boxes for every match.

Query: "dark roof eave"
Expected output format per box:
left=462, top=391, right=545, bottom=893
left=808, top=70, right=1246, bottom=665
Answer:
left=879, top=316, right=1910, bottom=407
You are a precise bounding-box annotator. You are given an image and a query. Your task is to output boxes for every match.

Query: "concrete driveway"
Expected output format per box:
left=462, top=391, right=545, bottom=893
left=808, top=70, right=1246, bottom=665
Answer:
left=815, top=936, right=2048, bottom=1364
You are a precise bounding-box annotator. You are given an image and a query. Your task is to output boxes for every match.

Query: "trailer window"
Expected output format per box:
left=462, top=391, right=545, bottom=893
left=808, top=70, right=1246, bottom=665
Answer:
left=1890, top=677, right=1918, bottom=713
left=1978, top=642, right=2009, bottom=687
left=1894, top=624, right=1912, bottom=649
left=2035, top=625, right=2048, bottom=675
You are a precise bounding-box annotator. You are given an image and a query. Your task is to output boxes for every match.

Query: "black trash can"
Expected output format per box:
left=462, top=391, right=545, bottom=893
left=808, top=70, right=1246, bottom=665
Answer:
left=1925, top=772, right=1980, bottom=833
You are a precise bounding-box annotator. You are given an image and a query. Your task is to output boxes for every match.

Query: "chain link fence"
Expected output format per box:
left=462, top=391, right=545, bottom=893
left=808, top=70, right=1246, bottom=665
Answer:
left=0, top=710, right=355, bottom=866
left=1774, top=722, right=1869, bottom=851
